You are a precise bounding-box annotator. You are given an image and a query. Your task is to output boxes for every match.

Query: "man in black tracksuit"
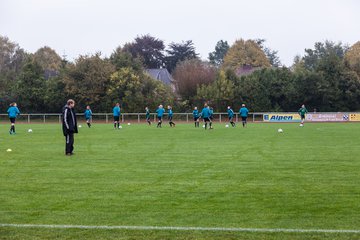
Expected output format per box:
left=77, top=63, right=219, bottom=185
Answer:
left=62, top=99, right=78, bottom=156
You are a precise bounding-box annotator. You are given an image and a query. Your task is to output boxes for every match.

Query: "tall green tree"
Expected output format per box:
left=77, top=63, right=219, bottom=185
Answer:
left=165, top=40, right=198, bottom=73
left=344, top=41, right=360, bottom=77
left=33, top=46, right=62, bottom=75
left=0, top=35, right=28, bottom=105
left=208, top=40, right=230, bottom=67
left=123, top=34, right=165, bottom=69
left=303, top=41, right=348, bottom=71
left=108, top=67, right=174, bottom=112
left=255, top=39, right=282, bottom=67
left=63, top=53, right=115, bottom=111
left=14, top=60, right=46, bottom=112
left=223, top=39, right=270, bottom=70
left=109, top=46, right=143, bottom=72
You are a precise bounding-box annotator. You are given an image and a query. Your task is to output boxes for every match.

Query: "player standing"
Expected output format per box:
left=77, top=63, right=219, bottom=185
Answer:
left=84, top=105, right=92, bottom=128
left=156, top=104, right=165, bottom=128
left=298, top=104, right=308, bottom=126
left=62, top=99, right=78, bottom=156
left=227, top=106, right=235, bottom=127
left=113, top=103, right=121, bottom=129
left=7, top=102, right=20, bottom=135
left=239, top=104, right=249, bottom=127
left=193, top=107, right=199, bottom=127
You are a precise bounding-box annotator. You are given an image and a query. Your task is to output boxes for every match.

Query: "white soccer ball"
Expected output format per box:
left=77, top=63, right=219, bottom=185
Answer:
left=127, top=123, right=131, bottom=126
left=299, top=124, right=303, bottom=127
left=6, top=148, right=12, bottom=152
left=202, top=125, right=205, bottom=128
left=225, top=124, right=229, bottom=128
left=119, top=125, right=123, bottom=129
left=78, top=125, right=82, bottom=128
left=278, top=128, right=283, bottom=133
left=28, top=129, right=33, bottom=133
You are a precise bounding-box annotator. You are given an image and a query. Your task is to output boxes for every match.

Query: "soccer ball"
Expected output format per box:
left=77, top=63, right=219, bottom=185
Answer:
left=127, top=123, right=131, bottom=126
left=78, top=125, right=82, bottom=128
left=6, top=149, right=12, bottom=152
left=299, top=124, right=304, bottom=127
left=278, top=128, right=283, bottom=133
left=28, top=129, right=33, bottom=133
left=225, top=124, right=229, bottom=128
left=202, top=125, right=205, bottom=128
left=119, top=126, right=123, bottom=129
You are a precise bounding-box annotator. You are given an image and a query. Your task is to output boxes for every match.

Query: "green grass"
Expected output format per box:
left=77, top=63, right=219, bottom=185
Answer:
left=1, top=122, right=360, bottom=239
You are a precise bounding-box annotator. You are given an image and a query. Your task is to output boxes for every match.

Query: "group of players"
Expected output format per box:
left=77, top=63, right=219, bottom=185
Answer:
left=107, top=102, right=250, bottom=130
left=3, top=100, right=307, bottom=156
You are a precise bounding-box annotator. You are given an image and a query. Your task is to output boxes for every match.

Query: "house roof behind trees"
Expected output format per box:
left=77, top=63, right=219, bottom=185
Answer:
left=146, top=68, right=174, bottom=85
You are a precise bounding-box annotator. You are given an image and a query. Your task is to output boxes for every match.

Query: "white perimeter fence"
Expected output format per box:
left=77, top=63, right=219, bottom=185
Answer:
left=0, top=112, right=360, bottom=123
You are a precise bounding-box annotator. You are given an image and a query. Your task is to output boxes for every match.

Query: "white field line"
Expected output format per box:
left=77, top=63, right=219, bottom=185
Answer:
left=1, top=223, right=360, bottom=234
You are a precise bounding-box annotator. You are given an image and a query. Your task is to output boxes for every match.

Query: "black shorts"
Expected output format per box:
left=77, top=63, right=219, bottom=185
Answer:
left=241, top=116, right=247, bottom=122
left=9, top=118, right=16, bottom=124
left=158, top=116, right=162, bottom=121
left=301, top=115, right=305, bottom=120
left=114, top=116, right=120, bottom=122
left=146, top=116, right=150, bottom=121
left=203, top=117, right=210, bottom=122
left=194, top=117, right=199, bottom=121
left=229, top=116, right=233, bottom=121
left=168, top=116, right=173, bottom=121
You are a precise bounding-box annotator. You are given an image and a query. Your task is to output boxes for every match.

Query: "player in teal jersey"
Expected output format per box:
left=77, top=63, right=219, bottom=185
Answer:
left=167, top=105, right=176, bottom=127
left=84, top=105, right=93, bottom=128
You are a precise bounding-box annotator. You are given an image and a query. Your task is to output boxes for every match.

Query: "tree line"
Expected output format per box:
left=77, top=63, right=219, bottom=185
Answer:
left=1, top=34, right=360, bottom=113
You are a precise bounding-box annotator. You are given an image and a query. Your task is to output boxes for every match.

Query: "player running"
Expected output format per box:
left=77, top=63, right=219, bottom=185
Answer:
left=156, top=104, right=165, bottom=128
left=239, top=104, right=249, bottom=127
left=84, top=105, right=92, bottom=128
left=167, top=105, right=176, bottom=127
left=7, top=102, right=20, bottom=135
left=113, top=103, right=121, bottom=129
left=298, top=104, right=308, bottom=127
left=200, top=103, right=213, bottom=130
left=227, top=106, right=236, bottom=127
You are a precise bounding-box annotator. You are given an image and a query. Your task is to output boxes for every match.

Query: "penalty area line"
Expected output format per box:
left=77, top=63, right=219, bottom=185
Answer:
left=1, top=223, right=360, bottom=234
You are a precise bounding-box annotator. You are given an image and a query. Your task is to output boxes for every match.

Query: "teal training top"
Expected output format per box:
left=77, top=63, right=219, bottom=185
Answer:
left=156, top=108, right=165, bottom=117
left=7, top=106, right=20, bottom=118
left=201, top=107, right=210, bottom=118
left=239, top=107, right=249, bottom=117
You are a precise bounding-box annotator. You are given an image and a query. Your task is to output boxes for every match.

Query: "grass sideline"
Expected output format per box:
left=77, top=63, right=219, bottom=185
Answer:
left=1, top=122, right=360, bottom=239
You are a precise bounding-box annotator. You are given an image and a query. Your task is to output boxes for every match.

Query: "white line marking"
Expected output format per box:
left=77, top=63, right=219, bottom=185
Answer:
left=1, top=223, right=360, bottom=234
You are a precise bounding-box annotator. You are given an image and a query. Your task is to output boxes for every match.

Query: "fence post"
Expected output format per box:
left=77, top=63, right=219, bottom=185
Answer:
left=106, top=114, right=108, bottom=123
left=186, top=113, right=188, bottom=122
left=138, top=114, right=140, bottom=123
left=43, top=115, right=46, bottom=123
left=28, top=114, right=30, bottom=123
left=219, top=114, right=221, bottom=123
left=59, top=114, right=61, bottom=124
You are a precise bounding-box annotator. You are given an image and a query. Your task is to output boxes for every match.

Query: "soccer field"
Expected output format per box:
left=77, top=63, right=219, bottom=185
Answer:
left=1, top=122, right=360, bottom=240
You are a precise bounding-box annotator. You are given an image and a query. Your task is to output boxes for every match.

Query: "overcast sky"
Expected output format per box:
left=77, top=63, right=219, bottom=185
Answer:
left=1, top=0, right=359, bottom=66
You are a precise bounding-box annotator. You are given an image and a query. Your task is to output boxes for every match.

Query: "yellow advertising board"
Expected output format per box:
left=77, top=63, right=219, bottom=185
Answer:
left=349, top=113, right=360, bottom=121
left=263, top=113, right=301, bottom=122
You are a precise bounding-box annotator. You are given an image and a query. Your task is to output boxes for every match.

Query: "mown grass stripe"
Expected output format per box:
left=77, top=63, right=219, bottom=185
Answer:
left=1, top=223, right=360, bottom=234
